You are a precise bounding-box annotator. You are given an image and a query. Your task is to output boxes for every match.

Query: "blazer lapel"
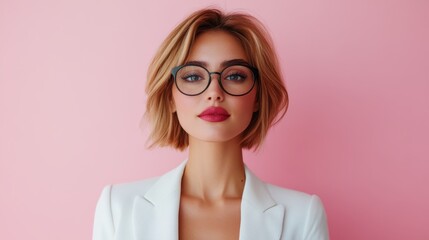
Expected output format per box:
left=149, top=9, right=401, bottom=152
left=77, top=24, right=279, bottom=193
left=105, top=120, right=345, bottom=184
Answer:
left=130, top=162, right=285, bottom=240
left=240, top=166, right=285, bottom=240
left=132, top=161, right=186, bottom=240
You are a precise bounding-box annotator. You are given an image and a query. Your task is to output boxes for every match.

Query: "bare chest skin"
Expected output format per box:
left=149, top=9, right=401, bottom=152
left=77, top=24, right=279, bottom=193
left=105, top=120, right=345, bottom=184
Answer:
left=179, top=194, right=242, bottom=240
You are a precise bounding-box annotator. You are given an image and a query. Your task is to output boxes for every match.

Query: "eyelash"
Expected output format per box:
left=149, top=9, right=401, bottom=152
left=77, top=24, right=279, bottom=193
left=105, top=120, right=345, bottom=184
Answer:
left=182, top=73, right=204, bottom=81
left=225, top=72, right=247, bottom=81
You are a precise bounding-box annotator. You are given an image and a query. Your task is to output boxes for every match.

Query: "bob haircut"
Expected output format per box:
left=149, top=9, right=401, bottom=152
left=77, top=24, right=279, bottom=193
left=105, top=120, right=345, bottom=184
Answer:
left=145, top=8, right=288, bottom=150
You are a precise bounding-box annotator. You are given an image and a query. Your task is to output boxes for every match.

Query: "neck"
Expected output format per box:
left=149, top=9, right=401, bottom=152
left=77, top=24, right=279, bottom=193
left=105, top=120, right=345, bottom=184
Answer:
left=181, top=137, right=246, bottom=201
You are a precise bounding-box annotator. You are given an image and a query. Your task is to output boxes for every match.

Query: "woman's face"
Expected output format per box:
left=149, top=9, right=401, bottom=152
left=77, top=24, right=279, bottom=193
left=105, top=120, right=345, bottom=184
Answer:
left=172, top=30, right=258, bottom=144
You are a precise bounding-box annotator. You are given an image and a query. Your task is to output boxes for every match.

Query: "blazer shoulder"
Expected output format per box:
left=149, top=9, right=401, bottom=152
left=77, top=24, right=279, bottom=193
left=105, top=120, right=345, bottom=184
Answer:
left=265, top=184, right=329, bottom=239
left=266, top=184, right=313, bottom=204
left=102, top=161, right=187, bottom=213
left=93, top=177, right=162, bottom=240
left=265, top=183, right=326, bottom=216
left=108, top=177, right=160, bottom=204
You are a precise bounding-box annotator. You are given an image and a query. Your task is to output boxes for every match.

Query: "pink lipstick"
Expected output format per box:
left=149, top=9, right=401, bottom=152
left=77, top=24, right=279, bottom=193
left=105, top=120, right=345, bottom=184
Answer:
left=198, top=107, right=230, bottom=122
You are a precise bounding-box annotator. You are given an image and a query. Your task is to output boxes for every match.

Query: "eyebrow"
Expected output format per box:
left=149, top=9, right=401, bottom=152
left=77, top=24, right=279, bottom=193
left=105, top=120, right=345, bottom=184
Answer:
left=185, top=59, right=251, bottom=68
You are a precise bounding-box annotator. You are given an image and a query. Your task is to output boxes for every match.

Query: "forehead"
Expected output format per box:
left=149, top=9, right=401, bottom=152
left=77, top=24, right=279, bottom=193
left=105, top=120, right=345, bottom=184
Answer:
left=186, top=30, right=249, bottom=68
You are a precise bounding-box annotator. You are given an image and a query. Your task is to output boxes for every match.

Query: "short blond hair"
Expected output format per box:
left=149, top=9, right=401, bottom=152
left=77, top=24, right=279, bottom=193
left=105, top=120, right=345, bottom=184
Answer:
left=145, top=8, right=288, bottom=150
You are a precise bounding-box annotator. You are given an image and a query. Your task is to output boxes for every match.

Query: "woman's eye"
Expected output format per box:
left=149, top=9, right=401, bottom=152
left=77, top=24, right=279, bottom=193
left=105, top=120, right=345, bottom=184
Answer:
left=182, top=74, right=202, bottom=82
left=225, top=73, right=246, bottom=81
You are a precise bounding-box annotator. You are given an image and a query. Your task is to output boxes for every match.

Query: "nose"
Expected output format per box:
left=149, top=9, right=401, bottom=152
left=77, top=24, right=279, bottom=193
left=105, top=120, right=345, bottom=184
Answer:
left=206, top=73, right=224, bottom=101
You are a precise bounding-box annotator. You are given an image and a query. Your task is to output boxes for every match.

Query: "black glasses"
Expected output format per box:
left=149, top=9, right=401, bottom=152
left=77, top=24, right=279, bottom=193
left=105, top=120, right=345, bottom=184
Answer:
left=171, top=64, right=259, bottom=96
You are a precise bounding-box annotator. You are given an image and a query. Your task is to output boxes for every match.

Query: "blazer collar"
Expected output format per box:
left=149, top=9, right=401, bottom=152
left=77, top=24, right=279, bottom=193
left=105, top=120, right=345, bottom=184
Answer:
left=132, top=161, right=285, bottom=240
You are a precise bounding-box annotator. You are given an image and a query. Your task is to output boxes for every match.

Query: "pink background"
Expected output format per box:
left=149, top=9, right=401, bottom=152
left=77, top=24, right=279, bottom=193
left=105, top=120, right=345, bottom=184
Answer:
left=1, top=0, right=428, bottom=239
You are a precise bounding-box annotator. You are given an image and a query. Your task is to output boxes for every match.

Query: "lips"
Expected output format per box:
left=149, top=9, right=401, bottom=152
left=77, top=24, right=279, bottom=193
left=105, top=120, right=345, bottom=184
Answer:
left=198, top=107, right=230, bottom=122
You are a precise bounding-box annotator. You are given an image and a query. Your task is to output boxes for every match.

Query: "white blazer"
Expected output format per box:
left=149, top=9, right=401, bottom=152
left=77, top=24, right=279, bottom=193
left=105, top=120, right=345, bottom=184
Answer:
left=93, top=161, right=329, bottom=240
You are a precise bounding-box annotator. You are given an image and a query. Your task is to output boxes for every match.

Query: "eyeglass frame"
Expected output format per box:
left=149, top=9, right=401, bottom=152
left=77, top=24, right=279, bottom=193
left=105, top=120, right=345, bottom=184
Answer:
left=171, top=63, right=259, bottom=96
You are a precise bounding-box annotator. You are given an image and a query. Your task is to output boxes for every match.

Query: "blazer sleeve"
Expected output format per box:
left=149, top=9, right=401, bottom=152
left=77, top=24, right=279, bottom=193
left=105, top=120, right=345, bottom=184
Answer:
left=93, top=185, right=115, bottom=240
left=303, top=195, right=330, bottom=240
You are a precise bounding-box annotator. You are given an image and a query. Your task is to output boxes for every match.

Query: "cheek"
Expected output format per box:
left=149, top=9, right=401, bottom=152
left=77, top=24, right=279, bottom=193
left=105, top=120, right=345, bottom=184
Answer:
left=239, top=91, right=258, bottom=113
left=172, top=88, right=197, bottom=126
left=231, top=92, right=258, bottom=131
left=172, top=87, right=185, bottom=112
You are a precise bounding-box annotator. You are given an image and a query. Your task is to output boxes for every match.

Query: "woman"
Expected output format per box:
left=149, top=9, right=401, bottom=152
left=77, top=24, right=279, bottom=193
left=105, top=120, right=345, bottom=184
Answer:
left=93, top=8, right=329, bottom=240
